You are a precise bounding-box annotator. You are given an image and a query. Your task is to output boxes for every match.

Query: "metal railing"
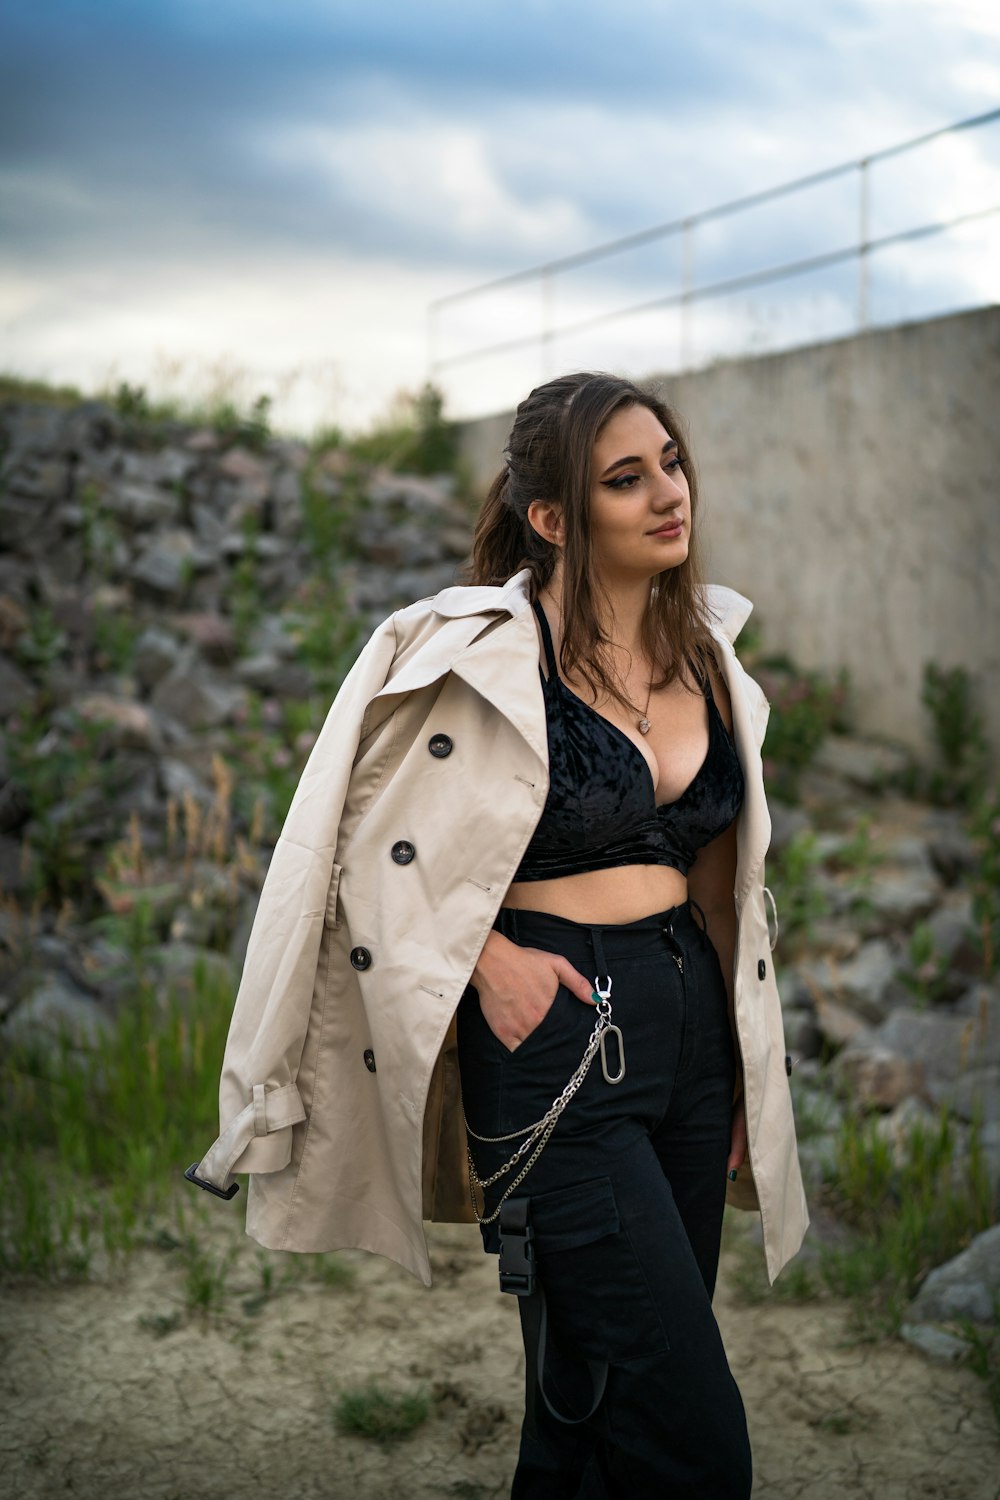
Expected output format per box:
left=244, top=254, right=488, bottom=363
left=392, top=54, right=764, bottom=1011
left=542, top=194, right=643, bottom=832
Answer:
left=428, top=106, right=1000, bottom=404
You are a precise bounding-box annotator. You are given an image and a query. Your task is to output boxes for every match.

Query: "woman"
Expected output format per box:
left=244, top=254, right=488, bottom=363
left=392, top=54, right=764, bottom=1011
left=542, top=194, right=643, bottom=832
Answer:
left=187, top=371, right=808, bottom=1499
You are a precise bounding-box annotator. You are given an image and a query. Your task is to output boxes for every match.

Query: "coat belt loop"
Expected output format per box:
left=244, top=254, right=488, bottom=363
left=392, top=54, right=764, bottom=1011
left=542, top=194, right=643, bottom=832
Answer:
left=253, top=1083, right=268, bottom=1136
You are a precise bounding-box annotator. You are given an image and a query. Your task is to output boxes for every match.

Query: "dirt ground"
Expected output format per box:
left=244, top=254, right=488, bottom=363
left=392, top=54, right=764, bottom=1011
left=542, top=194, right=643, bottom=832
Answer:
left=1, top=1204, right=997, bottom=1500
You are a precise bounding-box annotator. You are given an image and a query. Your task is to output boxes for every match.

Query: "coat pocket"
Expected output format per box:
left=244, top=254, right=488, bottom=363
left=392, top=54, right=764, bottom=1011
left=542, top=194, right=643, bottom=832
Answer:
left=324, top=862, right=344, bottom=929
left=529, top=1176, right=671, bottom=1361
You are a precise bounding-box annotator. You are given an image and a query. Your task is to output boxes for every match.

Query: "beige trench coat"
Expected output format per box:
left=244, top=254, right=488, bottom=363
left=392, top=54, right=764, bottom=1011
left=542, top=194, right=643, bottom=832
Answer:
left=192, top=567, right=810, bottom=1287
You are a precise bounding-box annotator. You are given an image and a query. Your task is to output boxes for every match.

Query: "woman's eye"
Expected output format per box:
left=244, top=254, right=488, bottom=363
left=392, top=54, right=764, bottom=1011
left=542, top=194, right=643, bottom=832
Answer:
left=665, top=456, right=683, bottom=471
left=607, top=473, right=640, bottom=489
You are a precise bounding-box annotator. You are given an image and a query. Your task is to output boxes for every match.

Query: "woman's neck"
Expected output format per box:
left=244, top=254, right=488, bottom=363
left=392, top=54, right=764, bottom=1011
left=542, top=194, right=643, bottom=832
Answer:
left=541, top=572, right=653, bottom=660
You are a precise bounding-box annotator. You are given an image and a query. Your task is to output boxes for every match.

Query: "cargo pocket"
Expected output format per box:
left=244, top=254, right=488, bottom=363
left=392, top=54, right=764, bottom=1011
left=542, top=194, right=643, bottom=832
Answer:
left=530, top=1176, right=670, bottom=1362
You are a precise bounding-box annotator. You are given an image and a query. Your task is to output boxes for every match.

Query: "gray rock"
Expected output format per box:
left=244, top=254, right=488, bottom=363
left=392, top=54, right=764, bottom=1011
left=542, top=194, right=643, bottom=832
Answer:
left=947, top=1067, right=1000, bottom=1126
left=767, top=798, right=815, bottom=858
left=4, top=973, right=112, bottom=1048
left=120, top=447, right=195, bottom=487
left=812, top=734, right=911, bottom=789
left=0, top=769, right=32, bottom=830
left=906, top=1222, right=1000, bottom=1326
left=836, top=939, right=902, bottom=1022
left=131, top=529, right=199, bottom=599
left=781, top=1007, right=823, bottom=1059
left=831, top=1042, right=927, bottom=1109
left=899, top=1322, right=969, bottom=1362
left=235, top=652, right=313, bottom=697
left=917, top=894, right=983, bottom=978
left=158, top=757, right=213, bottom=805
left=866, top=870, right=942, bottom=927
left=151, top=653, right=247, bottom=729
left=812, top=990, right=870, bottom=1048
left=926, top=829, right=979, bottom=885
left=216, top=446, right=271, bottom=484
left=5, top=456, right=71, bottom=503
left=190, top=499, right=227, bottom=549
left=874, top=1095, right=938, bottom=1162
left=104, top=480, right=179, bottom=527
left=0, top=652, right=36, bottom=718
left=74, top=693, right=163, bottom=752
left=134, top=625, right=183, bottom=691
left=833, top=1005, right=998, bottom=1114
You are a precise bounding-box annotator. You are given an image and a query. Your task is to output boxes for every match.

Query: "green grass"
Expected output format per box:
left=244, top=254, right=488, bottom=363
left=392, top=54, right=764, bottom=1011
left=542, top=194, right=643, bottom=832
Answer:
left=334, top=1380, right=431, bottom=1444
left=0, top=952, right=235, bottom=1278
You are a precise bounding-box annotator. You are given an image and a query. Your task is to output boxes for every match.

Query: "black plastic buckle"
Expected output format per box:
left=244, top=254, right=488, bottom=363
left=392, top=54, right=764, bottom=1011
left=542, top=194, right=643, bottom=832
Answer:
left=498, top=1197, right=535, bottom=1297
left=184, top=1162, right=240, bottom=1200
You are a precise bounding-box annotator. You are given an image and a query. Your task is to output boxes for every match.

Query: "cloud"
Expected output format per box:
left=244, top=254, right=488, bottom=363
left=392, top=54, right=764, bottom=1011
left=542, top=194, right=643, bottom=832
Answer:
left=1, top=0, right=998, bottom=422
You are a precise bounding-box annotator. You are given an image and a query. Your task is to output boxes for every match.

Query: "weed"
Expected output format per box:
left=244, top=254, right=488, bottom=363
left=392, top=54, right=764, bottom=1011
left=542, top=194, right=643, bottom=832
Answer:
left=898, top=922, right=953, bottom=1008
left=137, top=1310, right=185, bottom=1338
left=955, top=1295, right=1000, bottom=1429
left=966, top=784, right=1000, bottom=977
left=817, top=1101, right=993, bottom=1338
left=766, top=831, right=830, bottom=952
left=754, top=655, right=849, bottom=803
left=229, top=510, right=263, bottom=654
left=346, top=381, right=459, bottom=476
left=180, top=1234, right=241, bottom=1322
left=310, top=1252, right=358, bottom=1289
left=918, top=662, right=991, bottom=809
left=0, top=954, right=235, bottom=1277
left=5, top=703, right=125, bottom=909
left=334, top=1380, right=431, bottom=1443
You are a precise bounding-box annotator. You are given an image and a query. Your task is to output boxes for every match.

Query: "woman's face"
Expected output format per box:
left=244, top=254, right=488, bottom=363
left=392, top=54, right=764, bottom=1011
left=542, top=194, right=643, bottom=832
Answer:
left=587, top=402, right=691, bottom=585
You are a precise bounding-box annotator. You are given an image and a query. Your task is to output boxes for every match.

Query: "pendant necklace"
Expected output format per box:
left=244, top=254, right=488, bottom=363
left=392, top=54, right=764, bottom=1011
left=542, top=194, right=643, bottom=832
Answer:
left=638, top=673, right=654, bottom=735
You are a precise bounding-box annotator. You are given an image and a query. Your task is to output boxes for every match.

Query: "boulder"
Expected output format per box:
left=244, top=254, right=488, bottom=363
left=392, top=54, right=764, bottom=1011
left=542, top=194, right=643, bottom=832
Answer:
left=104, top=480, right=179, bottom=528
left=4, top=973, right=112, bottom=1049
left=905, top=1223, right=1000, bottom=1326
left=812, top=734, right=911, bottom=789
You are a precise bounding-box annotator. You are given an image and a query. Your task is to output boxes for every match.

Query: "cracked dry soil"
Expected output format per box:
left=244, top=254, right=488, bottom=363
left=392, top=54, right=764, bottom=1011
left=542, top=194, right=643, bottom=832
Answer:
left=1, top=1207, right=997, bottom=1500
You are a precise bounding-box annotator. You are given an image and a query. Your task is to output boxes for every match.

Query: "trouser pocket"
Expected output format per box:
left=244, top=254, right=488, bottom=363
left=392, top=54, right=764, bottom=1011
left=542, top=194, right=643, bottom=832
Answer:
left=528, top=1175, right=670, bottom=1363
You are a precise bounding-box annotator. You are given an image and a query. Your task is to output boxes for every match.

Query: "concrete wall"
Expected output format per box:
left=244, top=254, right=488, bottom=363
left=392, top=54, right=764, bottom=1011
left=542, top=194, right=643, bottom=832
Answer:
left=455, top=307, right=1000, bottom=756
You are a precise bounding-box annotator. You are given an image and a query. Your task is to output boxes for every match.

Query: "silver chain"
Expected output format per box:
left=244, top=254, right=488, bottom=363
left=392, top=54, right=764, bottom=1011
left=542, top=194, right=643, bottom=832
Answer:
left=464, top=978, right=621, bottom=1225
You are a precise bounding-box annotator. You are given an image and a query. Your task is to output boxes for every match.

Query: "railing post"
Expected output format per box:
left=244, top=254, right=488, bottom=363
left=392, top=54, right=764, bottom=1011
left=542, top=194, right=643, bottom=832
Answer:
left=541, top=267, right=554, bottom=379
left=680, top=217, right=695, bottom=368
left=858, top=156, right=871, bottom=331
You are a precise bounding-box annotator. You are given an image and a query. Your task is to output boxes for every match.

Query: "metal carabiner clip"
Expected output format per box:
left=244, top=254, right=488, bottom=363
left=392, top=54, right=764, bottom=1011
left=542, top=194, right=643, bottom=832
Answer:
left=593, top=974, right=626, bottom=1085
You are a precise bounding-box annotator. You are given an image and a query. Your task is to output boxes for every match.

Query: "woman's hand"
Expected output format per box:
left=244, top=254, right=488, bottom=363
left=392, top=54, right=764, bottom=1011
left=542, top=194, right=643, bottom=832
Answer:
left=470, top=929, right=596, bottom=1052
left=727, top=1090, right=748, bottom=1180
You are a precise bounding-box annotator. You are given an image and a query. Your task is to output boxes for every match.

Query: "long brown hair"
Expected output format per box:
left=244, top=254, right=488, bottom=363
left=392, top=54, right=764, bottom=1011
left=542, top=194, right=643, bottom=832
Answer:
left=461, top=371, right=722, bottom=718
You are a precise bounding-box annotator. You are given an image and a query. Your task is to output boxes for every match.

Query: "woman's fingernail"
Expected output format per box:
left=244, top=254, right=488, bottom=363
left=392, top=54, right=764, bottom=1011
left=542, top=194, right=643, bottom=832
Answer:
left=587, top=991, right=600, bottom=1004
left=728, top=1168, right=738, bottom=1181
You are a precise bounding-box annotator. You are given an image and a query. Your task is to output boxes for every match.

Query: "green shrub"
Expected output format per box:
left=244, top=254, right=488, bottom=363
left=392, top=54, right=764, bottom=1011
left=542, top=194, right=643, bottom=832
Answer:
left=766, top=829, right=830, bottom=953
left=334, top=1380, right=430, bottom=1444
left=347, top=382, right=459, bottom=475
left=0, top=949, right=236, bottom=1277
left=755, top=655, right=850, bottom=802
left=966, top=784, right=1000, bottom=977
left=916, top=662, right=991, bottom=809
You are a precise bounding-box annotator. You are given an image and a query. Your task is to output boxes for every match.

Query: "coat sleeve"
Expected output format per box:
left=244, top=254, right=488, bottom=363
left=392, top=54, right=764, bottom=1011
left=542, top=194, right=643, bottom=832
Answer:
left=189, top=612, right=399, bottom=1191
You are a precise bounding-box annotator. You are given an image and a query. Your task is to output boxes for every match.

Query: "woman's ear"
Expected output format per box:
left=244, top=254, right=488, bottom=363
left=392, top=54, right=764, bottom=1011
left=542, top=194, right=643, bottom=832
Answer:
left=527, top=499, right=564, bottom=546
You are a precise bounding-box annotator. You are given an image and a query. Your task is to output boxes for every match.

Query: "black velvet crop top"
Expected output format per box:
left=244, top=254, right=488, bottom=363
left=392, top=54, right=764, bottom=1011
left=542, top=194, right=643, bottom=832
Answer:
left=512, top=597, right=745, bottom=882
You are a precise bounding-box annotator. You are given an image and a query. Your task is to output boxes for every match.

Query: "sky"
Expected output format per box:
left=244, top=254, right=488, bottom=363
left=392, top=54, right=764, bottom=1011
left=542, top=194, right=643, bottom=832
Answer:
left=1, top=0, right=999, bottom=434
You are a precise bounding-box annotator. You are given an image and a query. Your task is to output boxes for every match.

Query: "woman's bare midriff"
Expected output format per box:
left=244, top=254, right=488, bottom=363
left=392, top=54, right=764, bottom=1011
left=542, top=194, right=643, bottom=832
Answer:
left=503, top=862, right=689, bottom=926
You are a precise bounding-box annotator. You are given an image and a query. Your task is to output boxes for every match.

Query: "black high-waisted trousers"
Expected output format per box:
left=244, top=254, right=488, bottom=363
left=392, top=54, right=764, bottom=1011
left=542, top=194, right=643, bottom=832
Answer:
left=456, top=897, right=753, bottom=1500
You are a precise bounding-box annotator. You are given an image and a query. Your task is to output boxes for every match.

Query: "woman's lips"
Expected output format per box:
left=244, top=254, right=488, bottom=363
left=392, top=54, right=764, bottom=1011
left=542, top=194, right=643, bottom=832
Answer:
left=649, top=519, right=683, bottom=537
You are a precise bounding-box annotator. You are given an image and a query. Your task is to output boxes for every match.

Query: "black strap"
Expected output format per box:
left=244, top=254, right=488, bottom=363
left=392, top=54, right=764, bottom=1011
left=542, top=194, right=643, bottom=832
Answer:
left=499, top=1197, right=609, bottom=1440
left=533, top=597, right=560, bottom=682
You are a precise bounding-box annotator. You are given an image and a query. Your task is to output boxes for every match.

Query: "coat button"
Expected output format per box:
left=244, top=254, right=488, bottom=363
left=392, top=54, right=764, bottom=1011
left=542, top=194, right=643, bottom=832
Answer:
left=758, top=958, right=767, bottom=980
left=391, top=839, right=416, bottom=865
left=785, top=1053, right=793, bottom=1076
left=350, top=947, right=372, bottom=970
left=363, top=1049, right=376, bottom=1073
left=428, top=733, right=453, bottom=758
